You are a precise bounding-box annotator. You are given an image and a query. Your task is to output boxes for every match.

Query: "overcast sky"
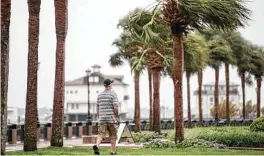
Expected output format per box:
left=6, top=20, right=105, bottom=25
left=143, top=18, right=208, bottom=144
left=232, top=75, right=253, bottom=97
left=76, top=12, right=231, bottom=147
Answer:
left=8, top=0, right=264, bottom=111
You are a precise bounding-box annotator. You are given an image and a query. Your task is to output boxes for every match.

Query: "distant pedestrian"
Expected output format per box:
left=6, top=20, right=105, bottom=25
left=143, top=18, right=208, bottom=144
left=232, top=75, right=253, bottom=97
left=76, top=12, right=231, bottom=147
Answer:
left=93, top=79, right=119, bottom=155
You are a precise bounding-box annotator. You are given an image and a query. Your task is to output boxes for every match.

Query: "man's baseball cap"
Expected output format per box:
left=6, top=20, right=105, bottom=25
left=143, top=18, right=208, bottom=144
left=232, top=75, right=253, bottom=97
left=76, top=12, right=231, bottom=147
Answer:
left=104, top=79, right=114, bottom=86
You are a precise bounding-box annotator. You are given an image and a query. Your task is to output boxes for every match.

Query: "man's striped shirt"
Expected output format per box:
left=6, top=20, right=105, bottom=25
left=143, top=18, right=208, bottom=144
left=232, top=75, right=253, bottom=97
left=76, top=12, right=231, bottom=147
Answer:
left=97, top=89, right=119, bottom=124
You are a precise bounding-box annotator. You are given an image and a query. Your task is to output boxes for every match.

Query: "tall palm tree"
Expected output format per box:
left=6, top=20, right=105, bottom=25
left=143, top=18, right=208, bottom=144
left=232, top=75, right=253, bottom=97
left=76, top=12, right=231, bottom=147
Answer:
left=161, top=0, right=250, bottom=141
left=110, top=30, right=144, bottom=132
left=23, top=0, right=41, bottom=151
left=206, top=34, right=232, bottom=123
left=249, top=46, right=264, bottom=118
left=147, top=67, right=153, bottom=131
left=225, top=32, right=252, bottom=119
left=1, top=0, right=11, bottom=154
left=128, top=9, right=172, bottom=133
left=51, top=0, right=68, bottom=147
left=184, top=33, right=208, bottom=126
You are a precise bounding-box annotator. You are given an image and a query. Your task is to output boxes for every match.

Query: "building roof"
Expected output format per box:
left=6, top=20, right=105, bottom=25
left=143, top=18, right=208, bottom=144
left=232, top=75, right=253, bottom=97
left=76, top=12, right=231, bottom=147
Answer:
left=204, top=81, right=239, bottom=86
left=65, top=72, right=128, bottom=86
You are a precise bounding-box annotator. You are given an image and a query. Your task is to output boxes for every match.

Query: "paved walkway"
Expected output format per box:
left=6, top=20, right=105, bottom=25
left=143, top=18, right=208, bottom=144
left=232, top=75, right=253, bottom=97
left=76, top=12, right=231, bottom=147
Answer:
left=6, top=138, right=83, bottom=152
left=6, top=138, right=143, bottom=152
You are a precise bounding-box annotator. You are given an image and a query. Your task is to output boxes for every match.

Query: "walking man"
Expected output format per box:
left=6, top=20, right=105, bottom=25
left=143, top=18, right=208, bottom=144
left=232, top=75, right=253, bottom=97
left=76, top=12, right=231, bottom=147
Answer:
left=93, top=79, right=119, bottom=155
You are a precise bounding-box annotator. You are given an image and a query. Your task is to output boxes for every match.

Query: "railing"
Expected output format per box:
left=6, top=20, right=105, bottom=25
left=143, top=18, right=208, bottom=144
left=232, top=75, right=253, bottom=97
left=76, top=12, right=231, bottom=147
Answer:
left=6, top=119, right=253, bottom=145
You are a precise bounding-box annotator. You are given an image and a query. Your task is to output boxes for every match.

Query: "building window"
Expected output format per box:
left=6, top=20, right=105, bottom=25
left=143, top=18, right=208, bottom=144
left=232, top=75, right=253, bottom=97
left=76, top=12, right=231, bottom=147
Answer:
left=75, top=90, right=78, bottom=94
left=78, top=115, right=87, bottom=121
left=69, top=115, right=76, bottom=122
left=76, top=104, right=79, bottom=109
left=71, top=104, right=74, bottom=109
left=210, top=97, right=213, bottom=102
left=66, top=91, right=69, bottom=94
left=94, top=76, right=99, bottom=83
left=96, top=90, right=100, bottom=94
left=70, top=90, right=73, bottom=94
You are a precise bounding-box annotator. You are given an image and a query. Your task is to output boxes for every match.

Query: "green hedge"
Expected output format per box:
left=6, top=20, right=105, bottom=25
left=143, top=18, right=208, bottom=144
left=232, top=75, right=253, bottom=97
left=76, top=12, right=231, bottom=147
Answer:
left=195, top=127, right=264, bottom=147
left=250, top=116, right=264, bottom=132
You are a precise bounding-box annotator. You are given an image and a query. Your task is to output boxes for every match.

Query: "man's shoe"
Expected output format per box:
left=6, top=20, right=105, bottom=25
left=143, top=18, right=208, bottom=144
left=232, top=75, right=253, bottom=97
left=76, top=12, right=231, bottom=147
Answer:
left=93, top=145, right=100, bottom=155
left=110, top=152, right=117, bottom=155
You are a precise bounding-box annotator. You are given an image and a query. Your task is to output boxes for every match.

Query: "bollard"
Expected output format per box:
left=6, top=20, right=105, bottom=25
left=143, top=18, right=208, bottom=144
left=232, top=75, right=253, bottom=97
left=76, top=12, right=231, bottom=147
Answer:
left=44, top=123, right=52, bottom=141
left=10, top=124, right=17, bottom=144
left=37, top=122, right=41, bottom=141
left=66, top=122, right=73, bottom=139
left=77, top=122, right=83, bottom=137
left=20, top=125, right=25, bottom=142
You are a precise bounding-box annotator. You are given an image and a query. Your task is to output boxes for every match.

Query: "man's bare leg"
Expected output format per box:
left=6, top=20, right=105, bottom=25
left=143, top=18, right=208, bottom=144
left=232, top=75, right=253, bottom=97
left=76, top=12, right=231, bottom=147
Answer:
left=96, top=136, right=103, bottom=146
left=110, top=140, right=116, bottom=153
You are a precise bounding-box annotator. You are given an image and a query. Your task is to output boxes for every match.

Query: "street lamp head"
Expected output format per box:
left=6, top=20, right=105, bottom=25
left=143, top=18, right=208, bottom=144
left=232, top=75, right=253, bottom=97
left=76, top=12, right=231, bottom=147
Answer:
left=86, top=69, right=91, bottom=76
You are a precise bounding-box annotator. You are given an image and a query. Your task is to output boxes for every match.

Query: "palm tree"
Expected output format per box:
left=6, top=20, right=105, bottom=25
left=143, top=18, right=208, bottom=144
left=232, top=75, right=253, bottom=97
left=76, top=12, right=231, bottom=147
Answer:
left=249, top=46, right=264, bottom=117
left=110, top=31, right=145, bottom=133
left=127, top=9, right=172, bottom=133
left=1, top=0, right=11, bottom=154
left=225, top=32, right=253, bottom=119
left=147, top=67, right=153, bottom=131
left=184, top=33, right=208, bottom=126
left=206, top=34, right=232, bottom=123
left=23, top=0, right=41, bottom=151
left=51, top=0, right=68, bottom=147
left=161, top=0, right=250, bottom=141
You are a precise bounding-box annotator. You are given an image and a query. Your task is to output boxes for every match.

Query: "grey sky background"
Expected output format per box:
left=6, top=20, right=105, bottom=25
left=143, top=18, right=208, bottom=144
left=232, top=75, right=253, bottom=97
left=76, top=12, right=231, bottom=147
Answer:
left=8, top=0, right=264, bottom=111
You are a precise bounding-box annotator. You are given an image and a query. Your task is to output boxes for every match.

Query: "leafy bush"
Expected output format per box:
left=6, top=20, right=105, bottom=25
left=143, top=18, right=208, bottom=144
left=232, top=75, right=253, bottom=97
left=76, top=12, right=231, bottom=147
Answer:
left=132, top=132, right=153, bottom=143
left=196, top=127, right=264, bottom=147
left=133, top=132, right=168, bottom=143
left=143, top=138, right=223, bottom=148
left=250, top=116, right=264, bottom=132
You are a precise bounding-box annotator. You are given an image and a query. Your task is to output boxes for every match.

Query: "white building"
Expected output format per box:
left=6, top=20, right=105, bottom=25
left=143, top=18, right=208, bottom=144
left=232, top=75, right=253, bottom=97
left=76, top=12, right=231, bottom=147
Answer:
left=64, top=65, right=129, bottom=122
left=7, top=107, right=18, bottom=124
left=193, top=81, right=240, bottom=119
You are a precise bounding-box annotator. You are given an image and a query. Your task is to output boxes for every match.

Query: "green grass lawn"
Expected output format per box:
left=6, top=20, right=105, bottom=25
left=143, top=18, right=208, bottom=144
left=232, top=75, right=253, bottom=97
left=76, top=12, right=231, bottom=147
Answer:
left=7, top=147, right=264, bottom=155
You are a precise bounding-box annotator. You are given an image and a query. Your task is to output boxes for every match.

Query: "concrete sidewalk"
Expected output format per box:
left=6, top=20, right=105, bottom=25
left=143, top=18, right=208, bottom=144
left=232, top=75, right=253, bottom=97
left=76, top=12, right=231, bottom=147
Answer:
left=6, top=138, right=83, bottom=152
left=6, top=138, right=143, bottom=152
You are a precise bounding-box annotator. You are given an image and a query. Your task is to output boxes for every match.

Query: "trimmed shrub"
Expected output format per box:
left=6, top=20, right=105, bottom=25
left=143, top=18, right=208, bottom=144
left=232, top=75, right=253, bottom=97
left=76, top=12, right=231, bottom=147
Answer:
left=250, top=116, right=264, bottom=132
left=196, top=127, right=264, bottom=147
left=143, top=138, right=224, bottom=148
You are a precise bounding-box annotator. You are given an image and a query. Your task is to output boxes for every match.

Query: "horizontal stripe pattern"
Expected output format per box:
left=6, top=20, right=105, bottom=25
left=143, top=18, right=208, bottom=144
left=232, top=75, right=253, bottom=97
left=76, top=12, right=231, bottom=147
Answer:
left=97, top=89, right=118, bottom=123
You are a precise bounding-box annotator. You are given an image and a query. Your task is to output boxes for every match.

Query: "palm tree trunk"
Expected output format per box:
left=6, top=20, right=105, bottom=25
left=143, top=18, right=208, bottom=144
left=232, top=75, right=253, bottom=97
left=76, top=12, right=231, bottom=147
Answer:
left=172, top=34, right=184, bottom=142
left=152, top=67, right=162, bottom=134
left=1, top=0, right=11, bottom=154
left=214, top=66, right=220, bottom=124
left=147, top=67, right=153, bottom=131
left=186, top=72, right=191, bottom=128
left=240, top=71, right=246, bottom=119
left=23, top=0, right=41, bottom=151
left=134, top=72, right=141, bottom=132
left=225, top=63, right=230, bottom=123
left=198, top=70, right=203, bottom=123
left=51, top=0, right=68, bottom=147
left=256, top=76, right=261, bottom=117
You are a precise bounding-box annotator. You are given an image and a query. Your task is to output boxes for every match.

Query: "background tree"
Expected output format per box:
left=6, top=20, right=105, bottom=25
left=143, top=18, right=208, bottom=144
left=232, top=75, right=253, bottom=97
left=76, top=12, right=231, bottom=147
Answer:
left=184, top=33, right=208, bottom=126
left=51, top=0, right=68, bottom=147
left=128, top=9, right=172, bottom=133
left=249, top=46, right=264, bottom=117
left=205, top=33, right=232, bottom=123
left=161, top=0, right=250, bottom=141
left=24, top=0, right=41, bottom=151
left=224, top=31, right=253, bottom=119
left=1, top=0, right=11, bottom=154
left=110, top=31, right=144, bottom=132
left=210, top=100, right=239, bottom=119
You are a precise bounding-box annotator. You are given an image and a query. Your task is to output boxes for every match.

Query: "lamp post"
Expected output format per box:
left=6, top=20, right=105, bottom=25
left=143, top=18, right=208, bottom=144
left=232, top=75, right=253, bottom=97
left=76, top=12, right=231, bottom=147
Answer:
left=86, top=68, right=92, bottom=135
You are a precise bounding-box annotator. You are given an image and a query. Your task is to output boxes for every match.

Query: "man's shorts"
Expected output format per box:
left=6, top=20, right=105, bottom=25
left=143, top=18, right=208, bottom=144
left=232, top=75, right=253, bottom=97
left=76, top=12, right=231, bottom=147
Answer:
left=98, top=123, right=118, bottom=142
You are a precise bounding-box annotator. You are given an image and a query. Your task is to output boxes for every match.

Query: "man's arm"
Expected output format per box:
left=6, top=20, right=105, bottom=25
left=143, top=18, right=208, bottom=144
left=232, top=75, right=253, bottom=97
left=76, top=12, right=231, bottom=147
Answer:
left=96, top=97, right=99, bottom=120
left=112, top=92, right=119, bottom=117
